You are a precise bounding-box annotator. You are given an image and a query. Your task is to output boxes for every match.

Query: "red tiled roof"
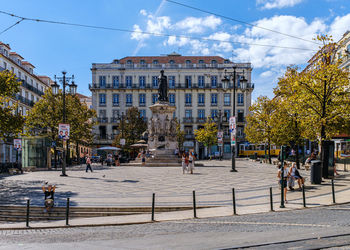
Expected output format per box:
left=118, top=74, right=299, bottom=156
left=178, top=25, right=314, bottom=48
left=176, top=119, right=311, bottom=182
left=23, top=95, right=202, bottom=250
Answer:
left=22, top=61, right=35, bottom=68
left=0, top=42, right=11, bottom=49
left=9, top=52, right=24, bottom=59
left=118, top=55, right=229, bottom=64
left=76, top=93, right=89, bottom=99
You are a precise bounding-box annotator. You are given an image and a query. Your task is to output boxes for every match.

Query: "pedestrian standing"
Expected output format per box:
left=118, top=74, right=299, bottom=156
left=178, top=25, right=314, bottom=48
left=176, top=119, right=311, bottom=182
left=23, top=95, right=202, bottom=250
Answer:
left=277, top=163, right=289, bottom=203
left=141, top=150, right=146, bottom=166
left=115, top=154, right=120, bottom=166
left=188, top=150, right=196, bottom=174
left=86, top=155, right=93, bottom=172
left=181, top=152, right=187, bottom=174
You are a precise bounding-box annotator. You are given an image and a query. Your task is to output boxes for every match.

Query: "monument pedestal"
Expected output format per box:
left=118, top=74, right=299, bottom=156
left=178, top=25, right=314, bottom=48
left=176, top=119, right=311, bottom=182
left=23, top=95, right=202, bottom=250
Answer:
left=146, top=101, right=180, bottom=166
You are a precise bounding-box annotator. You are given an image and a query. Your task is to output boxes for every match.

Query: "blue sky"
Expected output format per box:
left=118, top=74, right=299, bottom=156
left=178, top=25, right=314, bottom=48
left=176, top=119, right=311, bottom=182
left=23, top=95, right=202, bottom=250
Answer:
left=0, top=0, right=349, bottom=99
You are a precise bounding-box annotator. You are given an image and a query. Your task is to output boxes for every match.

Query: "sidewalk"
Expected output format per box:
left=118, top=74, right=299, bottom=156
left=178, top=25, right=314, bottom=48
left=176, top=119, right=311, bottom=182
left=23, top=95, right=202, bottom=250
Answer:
left=1, top=160, right=349, bottom=229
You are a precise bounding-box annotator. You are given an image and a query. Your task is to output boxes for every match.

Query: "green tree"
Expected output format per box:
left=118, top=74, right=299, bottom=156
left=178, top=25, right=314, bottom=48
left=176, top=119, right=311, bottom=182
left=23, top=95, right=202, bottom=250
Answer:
left=280, top=36, right=350, bottom=156
left=194, top=118, right=217, bottom=158
left=244, top=96, right=277, bottom=164
left=273, top=66, right=309, bottom=168
left=0, top=70, right=24, bottom=138
left=25, top=90, right=96, bottom=163
left=113, top=107, right=147, bottom=154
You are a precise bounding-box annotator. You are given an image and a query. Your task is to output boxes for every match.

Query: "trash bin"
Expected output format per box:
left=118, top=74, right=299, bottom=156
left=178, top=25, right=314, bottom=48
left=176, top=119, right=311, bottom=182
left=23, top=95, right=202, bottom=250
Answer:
left=310, top=160, right=322, bottom=184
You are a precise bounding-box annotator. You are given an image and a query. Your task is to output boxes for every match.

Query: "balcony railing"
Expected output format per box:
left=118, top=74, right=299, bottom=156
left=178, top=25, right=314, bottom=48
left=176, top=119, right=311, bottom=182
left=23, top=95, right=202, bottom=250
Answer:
left=96, top=134, right=114, bottom=140
left=20, top=80, right=45, bottom=96
left=185, top=134, right=195, bottom=139
left=15, top=94, right=34, bottom=107
left=196, top=117, right=207, bottom=123
left=183, top=117, right=193, bottom=123
left=97, top=117, right=109, bottom=123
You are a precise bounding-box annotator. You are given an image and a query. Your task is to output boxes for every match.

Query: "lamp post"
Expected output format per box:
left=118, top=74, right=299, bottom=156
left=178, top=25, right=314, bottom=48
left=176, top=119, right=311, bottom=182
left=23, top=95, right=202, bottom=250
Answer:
left=221, top=67, right=248, bottom=172
left=51, top=71, right=77, bottom=177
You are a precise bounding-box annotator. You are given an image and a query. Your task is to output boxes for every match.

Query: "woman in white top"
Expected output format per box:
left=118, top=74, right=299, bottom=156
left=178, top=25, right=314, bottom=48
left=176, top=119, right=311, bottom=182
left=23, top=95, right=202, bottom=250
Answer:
left=188, top=150, right=196, bottom=174
left=277, top=164, right=290, bottom=203
left=181, top=152, right=187, bottom=174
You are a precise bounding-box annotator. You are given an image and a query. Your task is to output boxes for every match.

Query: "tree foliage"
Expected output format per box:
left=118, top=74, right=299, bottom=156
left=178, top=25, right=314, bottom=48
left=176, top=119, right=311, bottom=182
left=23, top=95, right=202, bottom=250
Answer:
left=0, top=70, right=24, bottom=139
left=244, top=96, right=277, bottom=163
left=195, top=118, right=217, bottom=156
left=25, top=90, right=96, bottom=154
left=113, top=107, right=147, bottom=151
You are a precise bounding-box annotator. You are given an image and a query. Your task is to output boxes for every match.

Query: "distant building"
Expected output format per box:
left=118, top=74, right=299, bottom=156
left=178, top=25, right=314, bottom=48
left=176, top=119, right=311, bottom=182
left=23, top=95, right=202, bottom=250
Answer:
left=0, top=41, right=51, bottom=163
left=76, top=93, right=92, bottom=109
left=336, top=30, right=350, bottom=71
left=90, top=53, right=254, bottom=159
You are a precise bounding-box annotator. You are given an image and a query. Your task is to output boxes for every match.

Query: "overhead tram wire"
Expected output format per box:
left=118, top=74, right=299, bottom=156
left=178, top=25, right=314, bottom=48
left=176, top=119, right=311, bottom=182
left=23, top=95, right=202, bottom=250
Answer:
left=165, top=0, right=321, bottom=46
left=0, top=18, right=24, bottom=35
left=0, top=10, right=317, bottom=52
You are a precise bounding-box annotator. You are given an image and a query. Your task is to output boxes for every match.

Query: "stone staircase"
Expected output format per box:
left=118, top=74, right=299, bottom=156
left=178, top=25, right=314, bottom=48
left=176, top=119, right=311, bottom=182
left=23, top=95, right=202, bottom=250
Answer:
left=0, top=206, right=203, bottom=222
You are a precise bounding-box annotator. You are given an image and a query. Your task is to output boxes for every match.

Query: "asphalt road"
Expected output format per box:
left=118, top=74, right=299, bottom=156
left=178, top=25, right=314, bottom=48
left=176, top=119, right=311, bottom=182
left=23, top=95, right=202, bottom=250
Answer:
left=1, top=204, right=350, bottom=249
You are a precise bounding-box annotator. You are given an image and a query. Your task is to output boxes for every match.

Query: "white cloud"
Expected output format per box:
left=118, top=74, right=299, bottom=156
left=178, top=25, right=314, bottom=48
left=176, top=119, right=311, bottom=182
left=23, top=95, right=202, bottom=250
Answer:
left=257, top=0, right=304, bottom=9
left=130, top=24, right=150, bottom=41
left=233, top=15, right=327, bottom=69
left=140, top=9, right=147, bottom=16
left=329, top=14, right=350, bottom=41
left=174, top=15, right=222, bottom=34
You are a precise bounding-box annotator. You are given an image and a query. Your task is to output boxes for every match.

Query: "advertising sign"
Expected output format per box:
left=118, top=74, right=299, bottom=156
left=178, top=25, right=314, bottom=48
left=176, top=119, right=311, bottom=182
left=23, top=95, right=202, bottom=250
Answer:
left=120, top=138, right=126, bottom=146
left=13, top=139, right=22, bottom=150
left=231, top=132, right=236, bottom=146
left=58, top=123, right=70, bottom=140
left=229, top=116, right=236, bottom=132
left=218, top=138, right=223, bottom=147
left=217, top=131, right=223, bottom=139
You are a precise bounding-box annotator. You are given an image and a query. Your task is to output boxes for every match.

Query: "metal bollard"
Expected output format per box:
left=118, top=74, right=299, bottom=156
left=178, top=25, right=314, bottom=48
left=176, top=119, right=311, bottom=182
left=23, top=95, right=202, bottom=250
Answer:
left=345, top=159, right=348, bottom=172
left=302, top=185, right=306, bottom=208
left=193, top=190, right=197, bottom=218
left=232, top=188, right=237, bottom=215
left=65, top=198, right=70, bottom=226
left=151, top=193, right=155, bottom=221
left=332, top=179, right=336, bottom=204
left=270, top=187, right=274, bottom=211
left=26, top=199, right=30, bottom=227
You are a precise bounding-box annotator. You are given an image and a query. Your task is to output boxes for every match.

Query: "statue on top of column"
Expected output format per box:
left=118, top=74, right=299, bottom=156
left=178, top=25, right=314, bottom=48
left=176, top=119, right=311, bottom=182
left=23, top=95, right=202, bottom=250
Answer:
left=158, top=70, right=168, bottom=102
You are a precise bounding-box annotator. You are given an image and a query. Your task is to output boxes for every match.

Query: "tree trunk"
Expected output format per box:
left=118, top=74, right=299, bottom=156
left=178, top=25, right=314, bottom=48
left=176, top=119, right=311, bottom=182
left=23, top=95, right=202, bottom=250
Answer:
left=75, top=142, right=79, bottom=165
left=295, top=144, right=300, bottom=169
left=54, top=146, right=57, bottom=169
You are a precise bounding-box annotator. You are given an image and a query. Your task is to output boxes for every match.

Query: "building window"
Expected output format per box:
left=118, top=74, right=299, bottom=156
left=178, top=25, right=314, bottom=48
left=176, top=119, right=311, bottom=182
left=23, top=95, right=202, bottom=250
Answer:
left=127, top=60, right=133, bottom=65
left=140, top=109, right=146, bottom=118
left=237, top=93, right=244, bottom=105
left=198, top=59, right=204, bottom=64
left=126, top=76, right=132, bottom=88
left=99, top=109, right=106, bottom=118
left=198, top=93, right=205, bottom=106
left=185, top=109, right=192, bottom=118
left=112, top=76, right=119, bottom=88
left=185, top=76, right=192, bottom=88
left=198, top=75, right=205, bottom=88
left=211, top=109, right=218, bottom=118
left=112, top=94, right=119, bottom=106
left=99, top=93, right=106, bottom=106
left=186, top=60, right=192, bottom=68
left=211, top=93, right=218, bottom=106
left=211, top=76, right=217, bottom=88
left=152, top=94, right=158, bottom=104
left=139, top=76, right=146, bottom=88
left=224, top=109, right=231, bottom=119
left=169, top=60, right=175, bottom=64
left=168, top=76, right=175, bottom=88
left=152, top=76, right=158, bottom=88
left=139, top=93, right=146, bottom=106
left=224, top=93, right=231, bottom=106
left=99, top=76, right=106, bottom=87
left=112, top=109, right=120, bottom=118
left=140, top=60, right=146, bottom=65
left=169, top=93, right=175, bottom=105
left=126, top=94, right=133, bottom=106
left=198, top=109, right=205, bottom=118
left=153, top=60, right=158, bottom=64
left=238, top=110, right=244, bottom=122
left=211, top=60, right=217, bottom=65
left=185, top=93, right=192, bottom=106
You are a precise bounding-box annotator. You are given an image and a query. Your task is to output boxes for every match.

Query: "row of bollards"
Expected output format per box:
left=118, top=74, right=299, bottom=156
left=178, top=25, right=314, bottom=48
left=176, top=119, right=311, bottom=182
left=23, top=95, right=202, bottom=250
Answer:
left=24, top=180, right=338, bottom=227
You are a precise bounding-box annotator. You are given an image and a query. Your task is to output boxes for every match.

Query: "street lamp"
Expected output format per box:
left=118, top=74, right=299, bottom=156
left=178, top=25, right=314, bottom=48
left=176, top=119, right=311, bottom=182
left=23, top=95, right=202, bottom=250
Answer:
left=52, top=71, right=77, bottom=177
left=221, top=67, right=248, bottom=172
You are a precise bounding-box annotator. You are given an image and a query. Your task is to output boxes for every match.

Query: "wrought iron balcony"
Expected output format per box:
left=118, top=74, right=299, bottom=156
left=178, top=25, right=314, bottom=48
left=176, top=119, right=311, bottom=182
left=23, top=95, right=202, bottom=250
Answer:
left=196, top=117, right=207, bottom=123
left=97, top=117, right=109, bottom=123
left=185, top=134, right=195, bottom=139
left=183, top=117, right=193, bottom=123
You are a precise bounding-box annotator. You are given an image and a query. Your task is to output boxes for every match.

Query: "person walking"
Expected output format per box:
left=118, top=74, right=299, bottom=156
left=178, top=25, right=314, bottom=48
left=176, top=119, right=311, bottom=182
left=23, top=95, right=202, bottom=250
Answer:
left=277, top=163, right=289, bottom=203
left=188, top=150, right=196, bottom=174
left=115, top=154, right=120, bottom=166
left=85, top=155, right=93, bottom=172
left=141, top=150, right=146, bottom=166
left=181, top=152, right=187, bottom=174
